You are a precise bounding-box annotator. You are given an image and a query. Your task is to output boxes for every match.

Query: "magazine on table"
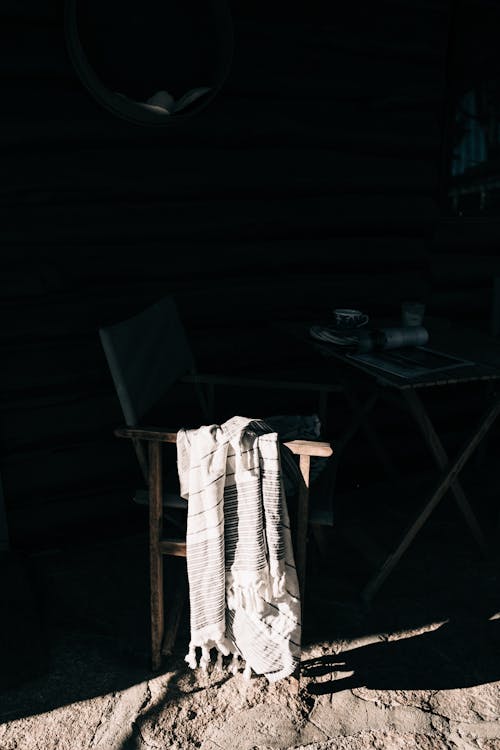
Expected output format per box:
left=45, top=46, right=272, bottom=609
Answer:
left=346, top=347, right=475, bottom=379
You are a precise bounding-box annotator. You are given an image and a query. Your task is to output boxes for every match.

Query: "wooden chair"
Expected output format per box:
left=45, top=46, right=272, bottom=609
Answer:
left=99, top=296, right=333, bottom=670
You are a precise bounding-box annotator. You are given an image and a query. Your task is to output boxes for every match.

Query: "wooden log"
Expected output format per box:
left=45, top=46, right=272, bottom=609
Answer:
left=0, top=290, right=158, bottom=341
left=431, top=254, right=500, bottom=287
left=0, top=340, right=108, bottom=394
left=0, top=393, right=121, bottom=449
left=2, top=93, right=440, bottom=155
left=432, top=218, right=500, bottom=252
left=227, top=33, right=445, bottom=101
left=1, top=438, right=137, bottom=501
left=3, top=194, right=439, bottom=244
left=234, top=16, right=448, bottom=62
left=209, top=0, right=449, bottom=23
left=0, top=11, right=446, bottom=84
left=0, top=25, right=72, bottom=78
left=6, top=486, right=147, bottom=550
left=1, top=0, right=59, bottom=21
left=428, top=289, right=490, bottom=318
left=3, top=148, right=438, bottom=202
left=0, top=236, right=429, bottom=283
left=0, top=267, right=429, bottom=365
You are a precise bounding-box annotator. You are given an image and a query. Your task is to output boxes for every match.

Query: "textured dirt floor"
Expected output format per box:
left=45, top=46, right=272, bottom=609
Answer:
left=1, top=494, right=500, bottom=750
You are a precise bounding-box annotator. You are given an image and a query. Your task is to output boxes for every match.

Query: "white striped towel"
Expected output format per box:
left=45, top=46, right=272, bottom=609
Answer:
left=176, top=415, right=301, bottom=682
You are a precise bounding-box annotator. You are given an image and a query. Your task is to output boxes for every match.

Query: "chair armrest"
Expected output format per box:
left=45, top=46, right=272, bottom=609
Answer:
left=115, top=427, right=333, bottom=458
left=115, top=428, right=332, bottom=457
left=284, top=439, right=333, bottom=458
left=115, top=427, right=178, bottom=443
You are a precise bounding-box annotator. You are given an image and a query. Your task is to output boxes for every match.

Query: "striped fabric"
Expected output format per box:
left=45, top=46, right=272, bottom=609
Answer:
left=177, top=415, right=301, bottom=682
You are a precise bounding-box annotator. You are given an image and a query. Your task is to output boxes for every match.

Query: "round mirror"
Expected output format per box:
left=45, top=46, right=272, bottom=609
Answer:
left=65, top=0, right=233, bottom=126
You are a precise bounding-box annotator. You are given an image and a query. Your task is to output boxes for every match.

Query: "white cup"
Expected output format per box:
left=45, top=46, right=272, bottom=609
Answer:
left=401, top=301, right=426, bottom=327
left=333, top=308, right=369, bottom=329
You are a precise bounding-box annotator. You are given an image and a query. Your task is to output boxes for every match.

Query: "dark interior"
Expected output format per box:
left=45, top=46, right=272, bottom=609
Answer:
left=1, top=0, right=500, bottom=725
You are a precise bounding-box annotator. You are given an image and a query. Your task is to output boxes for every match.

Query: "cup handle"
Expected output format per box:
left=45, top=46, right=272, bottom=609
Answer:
left=359, top=314, right=369, bottom=326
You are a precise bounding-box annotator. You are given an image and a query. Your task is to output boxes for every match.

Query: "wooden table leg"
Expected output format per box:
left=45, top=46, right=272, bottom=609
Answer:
left=337, top=381, right=399, bottom=477
left=403, top=388, right=491, bottom=554
left=361, top=392, right=500, bottom=603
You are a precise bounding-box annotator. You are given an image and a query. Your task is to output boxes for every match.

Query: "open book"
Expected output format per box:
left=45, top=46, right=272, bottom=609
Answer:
left=346, top=347, right=475, bottom=379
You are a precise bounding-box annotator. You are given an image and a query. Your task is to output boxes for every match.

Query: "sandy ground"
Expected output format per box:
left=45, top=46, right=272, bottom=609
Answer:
left=1, top=499, right=500, bottom=750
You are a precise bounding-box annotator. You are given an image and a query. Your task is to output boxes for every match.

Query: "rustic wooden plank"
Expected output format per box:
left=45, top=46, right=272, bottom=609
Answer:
left=0, top=392, right=119, bottom=448
left=214, top=0, right=449, bottom=23
left=0, top=10, right=446, bottom=83
left=0, top=475, right=8, bottom=551
left=1, top=439, right=138, bottom=501
left=0, top=25, right=72, bottom=78
left=234, top=16, right=448, bottom=62
left=2, top=91, right=440, bottom=154
left=0, top=340, right=108, bottom=393
left=174, top=271, right=430, bottom=322
left=432, top=218, right=500, bottom=251
left=0, top=236, right=429, bottom=284
left=0, top=291, right=158, bottom=342
left=6, top=487, right=146, bottom=549
left=428, top=289, right=490, bottom=318
left=0, top=0, right=59, bottom=21
left=228, top=30, right=445, bottom=100
left=3, top=195, right=438, bottom=244
left=431, top=254, right=500, bottom=286
left=3, top=149, right=438, bottom=203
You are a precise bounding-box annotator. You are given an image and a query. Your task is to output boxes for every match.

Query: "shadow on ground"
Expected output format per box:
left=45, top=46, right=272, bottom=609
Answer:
left=1, top=499, right=499, bottom=725
left=303, top=611, right=500, bottom=694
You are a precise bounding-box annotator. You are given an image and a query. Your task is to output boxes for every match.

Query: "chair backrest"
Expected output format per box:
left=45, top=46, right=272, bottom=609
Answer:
left=99, top=296, right=195, bottom=426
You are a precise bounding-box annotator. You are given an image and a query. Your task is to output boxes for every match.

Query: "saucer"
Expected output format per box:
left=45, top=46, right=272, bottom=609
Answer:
left=310, top=325, right=362, bottom=347
left=330, top=319, right=369, bottom=333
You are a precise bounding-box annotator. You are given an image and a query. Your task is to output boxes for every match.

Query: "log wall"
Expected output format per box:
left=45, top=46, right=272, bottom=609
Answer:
left=1, top=0, right=451, bottom=546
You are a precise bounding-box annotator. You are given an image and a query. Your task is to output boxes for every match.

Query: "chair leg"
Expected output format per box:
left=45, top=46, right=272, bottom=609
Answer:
left=292, top=453, right=312, bottom=694
left=162, top=569, right=188, bottom=656
left=295, top=454, right=311, bottom=613
left=149, top=441, right=164, bottom=671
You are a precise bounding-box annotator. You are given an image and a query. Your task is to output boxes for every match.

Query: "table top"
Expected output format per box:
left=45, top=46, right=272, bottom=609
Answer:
left=281, top=317, right=500, bottom=390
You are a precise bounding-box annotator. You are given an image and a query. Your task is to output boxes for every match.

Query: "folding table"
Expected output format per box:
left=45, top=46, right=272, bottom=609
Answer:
left=292, top=317, right=500, bottom=602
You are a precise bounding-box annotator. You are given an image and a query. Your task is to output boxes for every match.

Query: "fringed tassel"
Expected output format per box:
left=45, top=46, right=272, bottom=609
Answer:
left=199, top=646, right=211, bottom=671
left=216, top=637, right=231, bottom=656
left=185, top=643, right=198, bottom=670
left=229, top=652, right=241, bottom=675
